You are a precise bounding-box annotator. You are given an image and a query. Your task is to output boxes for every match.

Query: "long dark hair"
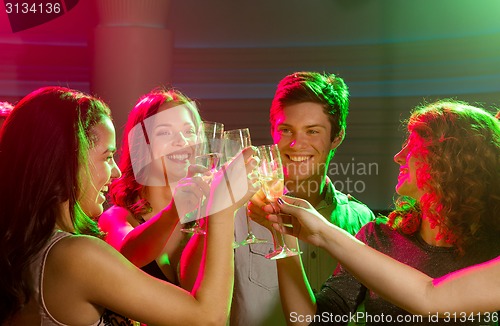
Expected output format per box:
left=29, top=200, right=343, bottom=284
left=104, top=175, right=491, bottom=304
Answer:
left=0, top=86, right=111, bottom=321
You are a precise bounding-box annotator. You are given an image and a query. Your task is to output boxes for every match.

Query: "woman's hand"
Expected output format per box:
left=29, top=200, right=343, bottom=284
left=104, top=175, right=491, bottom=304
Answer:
left=264, top=196, right=332, bottom=248
left=205, top=146, right=260, bottom=216
left=173, top=164, right=211, bottom=220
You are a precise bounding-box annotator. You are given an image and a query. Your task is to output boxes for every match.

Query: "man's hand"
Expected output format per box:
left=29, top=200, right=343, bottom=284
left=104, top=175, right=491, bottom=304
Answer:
left=247, top=189, right=275, bottom=231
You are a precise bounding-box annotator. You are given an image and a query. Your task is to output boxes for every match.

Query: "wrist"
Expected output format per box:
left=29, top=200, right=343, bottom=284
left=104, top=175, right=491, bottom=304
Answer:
left=208, top=208, right=237, bottom=224
left=317, top=222, right=335, bottom=249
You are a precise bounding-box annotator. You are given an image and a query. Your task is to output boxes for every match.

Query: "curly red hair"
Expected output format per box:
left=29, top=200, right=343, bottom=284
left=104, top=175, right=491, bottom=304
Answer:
left=388, top=100, right=500, bottom=251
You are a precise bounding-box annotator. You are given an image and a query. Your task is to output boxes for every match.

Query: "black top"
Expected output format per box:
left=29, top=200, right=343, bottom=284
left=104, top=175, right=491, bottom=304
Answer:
left=141, top=260, right=176, bottom=284
left=313, top=218, right=500, bottom=325
left=135, top=214, right=178, bottom=285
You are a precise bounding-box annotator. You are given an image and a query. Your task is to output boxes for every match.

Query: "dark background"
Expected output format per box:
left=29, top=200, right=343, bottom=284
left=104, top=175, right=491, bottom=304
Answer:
left=1, top=0, right=499, bottom=212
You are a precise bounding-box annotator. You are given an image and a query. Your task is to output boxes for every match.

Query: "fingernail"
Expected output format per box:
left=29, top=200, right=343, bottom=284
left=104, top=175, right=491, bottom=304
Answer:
left=277, top=197, right=284, bottom=205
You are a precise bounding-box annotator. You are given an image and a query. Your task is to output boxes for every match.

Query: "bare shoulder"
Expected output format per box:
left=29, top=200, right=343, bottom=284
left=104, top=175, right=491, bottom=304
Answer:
left=52, top=234, right=110, bottom=249
left=50, top=235, right=120, bottom=257
left=43, top=235, right=146, bottom=320
left=48, top=235, right=128, bottom=275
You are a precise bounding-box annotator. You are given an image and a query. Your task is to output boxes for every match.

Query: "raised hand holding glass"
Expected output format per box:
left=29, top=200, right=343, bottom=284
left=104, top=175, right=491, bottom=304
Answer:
left=223, top=128, right=268, bottom=248
left=180, top=121, right=224, bottom=234
left=257, top=144, right=300, bottom=259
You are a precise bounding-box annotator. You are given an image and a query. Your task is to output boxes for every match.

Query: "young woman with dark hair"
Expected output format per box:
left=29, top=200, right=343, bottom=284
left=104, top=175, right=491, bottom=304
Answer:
left=0, top=86, right=259, bottom=325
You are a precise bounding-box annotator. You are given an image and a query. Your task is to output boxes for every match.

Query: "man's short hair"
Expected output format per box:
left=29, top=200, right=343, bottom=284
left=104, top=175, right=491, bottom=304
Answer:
left=269, top=71, right=349, bottom=141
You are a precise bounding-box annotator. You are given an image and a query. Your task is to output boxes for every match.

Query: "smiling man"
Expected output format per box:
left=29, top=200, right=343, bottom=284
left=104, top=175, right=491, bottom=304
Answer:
left=230, top=72, right=375, bottom=325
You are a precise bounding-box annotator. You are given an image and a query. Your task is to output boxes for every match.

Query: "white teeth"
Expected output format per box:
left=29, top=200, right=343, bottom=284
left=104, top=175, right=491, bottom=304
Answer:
left=289, top=156, right=310, bottom=162
left=102, top=186, right=108, bottom=193
left=167, top=154, right=189, bottom=161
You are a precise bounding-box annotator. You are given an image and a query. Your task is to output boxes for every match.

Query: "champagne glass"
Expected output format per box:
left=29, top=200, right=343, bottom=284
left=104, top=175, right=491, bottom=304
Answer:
left=257, top=144, right=300, bottom=259
left=223, top=128, right=268, bottom=248
left=181, top=121, right=224, bottom=234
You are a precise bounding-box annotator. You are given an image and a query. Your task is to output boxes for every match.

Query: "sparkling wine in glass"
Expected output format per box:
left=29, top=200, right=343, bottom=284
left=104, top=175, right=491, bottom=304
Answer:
left=223, top=128, right=268, bottom=248
left=257, top=144, right=300, bottom=260
left=181, top=121, right=224, bottom=234
left=196, top=152, right=221, bottom=171
left=261, top=175, right=285, bottom=202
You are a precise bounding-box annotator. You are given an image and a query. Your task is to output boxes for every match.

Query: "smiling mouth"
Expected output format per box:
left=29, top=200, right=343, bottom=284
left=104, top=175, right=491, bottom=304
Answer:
left=165, top=153, right=191, bottom=162
left=99, top=185, right=109, bottom=197
left=397, top=169, right=408, bottom=178
left=287, top=155, right=312, bottom=163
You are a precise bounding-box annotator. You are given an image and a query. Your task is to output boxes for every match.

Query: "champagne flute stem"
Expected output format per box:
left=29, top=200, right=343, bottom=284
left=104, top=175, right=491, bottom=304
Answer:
left=279, top=232, right=290, bottom=251
left=245, top=215, right=254, bottom=237
left=181, top=195, right=205, bottom=234
left=195, top=196, right=204, bottom=232
left=270, top=226, right=283, bottom=250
